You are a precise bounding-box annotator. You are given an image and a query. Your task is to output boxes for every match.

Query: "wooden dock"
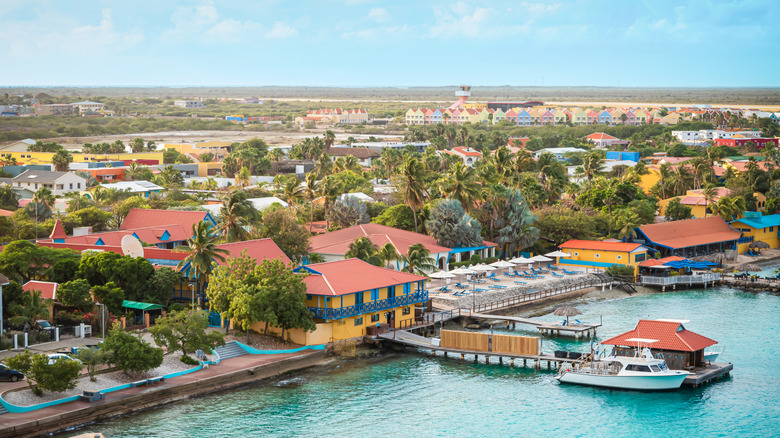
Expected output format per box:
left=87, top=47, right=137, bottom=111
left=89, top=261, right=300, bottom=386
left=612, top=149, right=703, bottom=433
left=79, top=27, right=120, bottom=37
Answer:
left=379, top=330, right=566, bottom=369
left=467, top=311, right=602, bottom=338
left=682, top=362, right=733, bottom=387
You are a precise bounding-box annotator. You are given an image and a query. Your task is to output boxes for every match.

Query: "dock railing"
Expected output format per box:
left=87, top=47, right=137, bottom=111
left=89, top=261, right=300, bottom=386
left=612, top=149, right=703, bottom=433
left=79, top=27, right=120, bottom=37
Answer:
left=471, top=278, right=610, bottom=313
left=640, top=273, right=720, bottom=287
left=394, top=309, right=461, bottom=331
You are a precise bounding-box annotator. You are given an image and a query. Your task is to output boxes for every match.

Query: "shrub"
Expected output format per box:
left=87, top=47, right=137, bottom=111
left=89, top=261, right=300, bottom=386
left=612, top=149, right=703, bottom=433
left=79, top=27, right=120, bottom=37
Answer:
left=102, top=323, right=163, bottom=375
left=180, top=355, right=199, bottom=366
left=6, top=350, right=82, bottom=396
left=76, top=347, right=109, bottom=382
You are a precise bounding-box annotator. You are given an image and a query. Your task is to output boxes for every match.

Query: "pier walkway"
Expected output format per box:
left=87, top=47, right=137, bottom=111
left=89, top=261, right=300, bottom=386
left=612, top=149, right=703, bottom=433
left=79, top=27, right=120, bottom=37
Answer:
left=467, top=311, right=601, bottom=338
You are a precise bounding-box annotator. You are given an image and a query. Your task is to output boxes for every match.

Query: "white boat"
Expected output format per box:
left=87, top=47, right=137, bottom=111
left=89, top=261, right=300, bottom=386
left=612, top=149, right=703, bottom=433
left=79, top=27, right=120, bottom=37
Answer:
left=555, top=338, right=690, bottom=391
left=703, top=345, right=724, bottom=363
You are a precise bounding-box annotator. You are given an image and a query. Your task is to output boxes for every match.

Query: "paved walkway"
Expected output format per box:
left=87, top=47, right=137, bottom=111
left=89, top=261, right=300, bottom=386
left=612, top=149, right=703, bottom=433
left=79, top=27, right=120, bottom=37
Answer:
left=0, top=349, right=317, bottom=432
left=0, top=336, right=99, bottom=361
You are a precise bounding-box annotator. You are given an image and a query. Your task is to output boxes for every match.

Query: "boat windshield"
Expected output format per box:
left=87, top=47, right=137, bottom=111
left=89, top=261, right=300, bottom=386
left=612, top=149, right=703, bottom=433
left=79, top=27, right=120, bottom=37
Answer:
left=624, top=364, right=652, bottom=372
left=650, top=365, right=662, bottom=372
left=659, top=363, right=669, bottom=371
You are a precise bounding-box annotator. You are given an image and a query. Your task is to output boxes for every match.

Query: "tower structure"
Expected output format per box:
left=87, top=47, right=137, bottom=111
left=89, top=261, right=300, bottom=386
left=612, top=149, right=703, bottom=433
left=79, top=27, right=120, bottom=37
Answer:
left=448, top=85, right=471, bottom=110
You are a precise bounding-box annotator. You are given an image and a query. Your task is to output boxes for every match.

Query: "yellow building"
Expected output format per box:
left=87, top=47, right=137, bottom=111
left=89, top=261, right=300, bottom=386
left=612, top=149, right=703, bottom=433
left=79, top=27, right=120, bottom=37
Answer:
left=2, top=150, right=164, bottom=166
left=730, top=212, right=780, bottom=254
left=558, top=240, right=649, bottom=275
left=252, top=259, right=428, bottom=345
left=462, top=102, right=487, bottom=110
left=638, top=166, right=661, bottom=193
left=658, top=187, right=731, bottom=218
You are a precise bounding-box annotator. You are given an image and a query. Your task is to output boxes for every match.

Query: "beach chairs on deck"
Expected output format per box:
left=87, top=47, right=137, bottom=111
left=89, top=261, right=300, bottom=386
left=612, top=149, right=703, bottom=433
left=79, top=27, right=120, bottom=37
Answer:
left=455, top=282, right=469, bottom=289
left=437, top=285, right=451, bottom=292
left=489, top=285, right=507, bottom=290
left=524, top=271, right=544, bottom=279
left=504, top=272, right=518, bottom=278
left=513, top=281, right=527, bottom=285
left=546, top=263, right=560, bottom=271
left=453, top=290, right=471, bottom=296
left=562, top=268, right=581, bottom=275
left=551, top=271, right=564, bottom=278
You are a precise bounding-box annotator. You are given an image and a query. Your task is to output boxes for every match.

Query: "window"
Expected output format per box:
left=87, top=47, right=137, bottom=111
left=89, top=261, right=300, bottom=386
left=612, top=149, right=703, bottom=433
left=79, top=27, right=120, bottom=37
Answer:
left=625, top=364, right=651, bottom=372
left=617, top=255, right=622, bottom=260
left=370, top=314, right=379, bottom=323
left=69, top=183, right=73, bottom=189
left=574, top=252, right=579, bottom=256
left=595, top=254, right=600, bottom=258
left=306, top=295, right=312, bottom=301
left=402, top=306, right=411, bottom=316
left=635, top=254, right=646, bottom=262
left=355, top=291, right=363, bottom=304
left=354, top=317, right=363, bottom=326
left=77, top=183, right=81, bottom=189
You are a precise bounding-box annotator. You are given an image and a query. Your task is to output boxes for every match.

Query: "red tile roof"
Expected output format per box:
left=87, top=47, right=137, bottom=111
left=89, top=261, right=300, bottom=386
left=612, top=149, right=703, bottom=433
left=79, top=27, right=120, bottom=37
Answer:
left=637, top=255, right=686, bottom=267
left=301, top=259, right=426, bottom=296
left=0, top=209, right=13, bottom=217
left=37, top=241, right=189, bottom=263
left=585, top=132, right=618, bottom=140
left=559, top=239, right=645, bottom=253
left=120, top=209, right=211, bottom=231
left=50, top=218, right=67, bottom=240
left=601, top=319, right=717, bottom=352
left=215, top=238, right=291, bottom=266
left=638, top=217, right=740, bottom=249
left=310, top=223, right=452, bottom=256
left=55, top=225, right=191, bottom=246
left=450, top=146, right=482, bottom=157
left=23, top=280, right=59, bottom=300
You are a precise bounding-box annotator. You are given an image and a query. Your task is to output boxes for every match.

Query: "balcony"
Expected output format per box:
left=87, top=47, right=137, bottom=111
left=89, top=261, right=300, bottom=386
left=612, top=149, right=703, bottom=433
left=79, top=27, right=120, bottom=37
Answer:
left=308, top=291, right=429, bottom=320
left=640, top=273, right=720, bottom=286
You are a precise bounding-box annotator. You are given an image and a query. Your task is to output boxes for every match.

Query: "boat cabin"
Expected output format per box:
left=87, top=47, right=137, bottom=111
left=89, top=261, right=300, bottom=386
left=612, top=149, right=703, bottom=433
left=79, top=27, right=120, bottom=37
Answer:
left=601, top=320, right=717, bottom=369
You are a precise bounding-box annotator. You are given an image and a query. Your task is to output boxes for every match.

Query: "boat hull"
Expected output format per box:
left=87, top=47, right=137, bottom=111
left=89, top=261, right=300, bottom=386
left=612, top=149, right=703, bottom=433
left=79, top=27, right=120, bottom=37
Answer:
left=556, top=372, right=688, bottom=391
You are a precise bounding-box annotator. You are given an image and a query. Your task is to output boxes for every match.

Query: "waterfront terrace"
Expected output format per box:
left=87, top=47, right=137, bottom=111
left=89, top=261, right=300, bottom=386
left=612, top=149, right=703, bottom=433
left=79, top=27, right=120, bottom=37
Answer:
left=632, top=217, right=741, bottom=258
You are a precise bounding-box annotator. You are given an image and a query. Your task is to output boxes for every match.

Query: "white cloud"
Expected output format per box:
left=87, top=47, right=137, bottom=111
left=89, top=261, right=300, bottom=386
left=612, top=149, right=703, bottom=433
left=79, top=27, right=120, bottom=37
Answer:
left=520, top=2, right=561, bottom=13
left=429, top=2, right=493, bottom=38
left=368, top=7, right=391, bottom=23
left=163, top=1, right=263, bottom=42
left=266, top=22, right=298, bottom=39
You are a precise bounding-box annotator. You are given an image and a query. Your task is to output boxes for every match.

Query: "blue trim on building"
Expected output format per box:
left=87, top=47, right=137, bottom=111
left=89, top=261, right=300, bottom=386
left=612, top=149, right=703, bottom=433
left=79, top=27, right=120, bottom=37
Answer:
left=559, top=259, right=620, bottom=268
left=308, top=291, right=428, bottom=320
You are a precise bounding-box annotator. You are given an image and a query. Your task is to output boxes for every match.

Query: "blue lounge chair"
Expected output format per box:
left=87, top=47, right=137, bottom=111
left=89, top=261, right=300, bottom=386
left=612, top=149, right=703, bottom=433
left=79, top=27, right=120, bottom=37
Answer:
left=486, top=272, right=497, bottom=280
left=504, top=272, right=517, bottom=278
left=551, top=271, right=564, bottom=278
left=455, top=282, right=468, bottom=289
left=438, top=286, right=451, bottom=292
left=562, top=268, right=581, bottom=275
left=525, top=271, right=544, bottom=279
left=532, top=267, right=549, bottom=274
left=547, top=263, right=560, bottom=271
left=474, top=288, right=489, bottom=293
left=514, top=281, right=527, bottom=285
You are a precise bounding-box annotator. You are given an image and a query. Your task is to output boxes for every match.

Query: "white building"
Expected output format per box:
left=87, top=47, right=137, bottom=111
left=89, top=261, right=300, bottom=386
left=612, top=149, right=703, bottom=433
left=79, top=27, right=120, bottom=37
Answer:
left=99, top=181, right=164, bottom=197
left=70, top=101, right=105, bottom=116
left=174, top=100, right=205, bottom=108
left=535, top=147, right=588, bottom=161
left=13, top=170, right=87, bottom=196
left=443, top=146, right=482, bottom=167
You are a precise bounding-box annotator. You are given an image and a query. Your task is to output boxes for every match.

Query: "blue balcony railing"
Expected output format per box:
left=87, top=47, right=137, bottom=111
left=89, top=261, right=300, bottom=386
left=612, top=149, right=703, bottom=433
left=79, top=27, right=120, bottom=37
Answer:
left=308, top=291, right=429, bottom=320
left=737, top=236, right=754, bottom=244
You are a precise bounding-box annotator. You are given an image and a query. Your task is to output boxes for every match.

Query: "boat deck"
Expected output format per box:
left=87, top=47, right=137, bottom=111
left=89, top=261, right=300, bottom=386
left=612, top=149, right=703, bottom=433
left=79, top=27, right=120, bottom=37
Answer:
left=682, top=362, right=733, bottom=387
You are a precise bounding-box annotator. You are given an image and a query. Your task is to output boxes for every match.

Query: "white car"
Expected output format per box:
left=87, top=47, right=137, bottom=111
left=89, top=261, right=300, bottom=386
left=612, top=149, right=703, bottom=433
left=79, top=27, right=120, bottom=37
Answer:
left=47, top=354, right=82, bottom=366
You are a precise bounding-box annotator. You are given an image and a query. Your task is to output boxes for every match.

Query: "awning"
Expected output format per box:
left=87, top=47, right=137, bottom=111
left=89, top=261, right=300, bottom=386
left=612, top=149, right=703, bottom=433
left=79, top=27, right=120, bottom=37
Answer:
left=122, top=300, right=165, bottom=311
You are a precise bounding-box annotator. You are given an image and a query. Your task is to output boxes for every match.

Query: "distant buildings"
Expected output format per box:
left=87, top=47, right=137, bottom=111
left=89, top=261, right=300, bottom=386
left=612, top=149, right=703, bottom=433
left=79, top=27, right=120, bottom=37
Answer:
left=70, top=101, right=105, bottom=116
left=558, top=240, right=649, bottom=275
left=13, top=170, right=87, bottom=196
left=325, top=147, right=380, bottom=167
left=174, top=100, right=205, bottom=108
left=442, top=146, right=482, bottom=166
left=295, top=109, right=368, bottom=126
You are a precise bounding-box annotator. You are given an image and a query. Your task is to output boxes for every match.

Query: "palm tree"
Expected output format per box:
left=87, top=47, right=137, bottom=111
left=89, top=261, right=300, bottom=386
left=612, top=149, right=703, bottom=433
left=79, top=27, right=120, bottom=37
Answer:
left=711, top=196, right=746, bottom=221
left=490, top=146, right=513, bottom=184
left=177, top=221, right=229, bottom=290
left=33, top=187, right=55, bottom=208
left=9, top=290, right=50, bottom=327
left=702, top=184, right=719, bottom=217
left=658, top=162, right=672, bottom=199
left=457, top=127, right=469, bottom=147
left=345, top=237, right=383, bottom=266
left=217, top=190, right=258, bottom=242
left=125, top=162, right=142, bottom=181
left=316, top=175, right=341, bottom=230
left=398, top=157, right=427, bottom=233
left=400, top=243, right=436, bottom=275
left=304, top=172, right=319, bottom=231
left=343, top=155, right=361, bottom=172
left=51, top=149, right=73, bottom=172
left=268, top=148, right=284, bottom=175
left=671, top=165, right=693, bottom=196
left=378, top=243, right=399, bottom=270
left=440, top=161, right=480, bottom=210
left=616, top=211, right=641, bottom=240
left=314, top=153, right=333, bottom=177
left=324, top=130, right=336, bottom=149
left=235, top=166, right=251, bottom=187
left=582, top=152, right=605, bottom=206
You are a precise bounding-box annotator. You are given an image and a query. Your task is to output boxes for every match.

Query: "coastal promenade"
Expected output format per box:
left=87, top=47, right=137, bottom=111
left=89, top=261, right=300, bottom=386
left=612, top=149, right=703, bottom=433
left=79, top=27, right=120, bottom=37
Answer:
left=0, top=349, right=328, bottom=438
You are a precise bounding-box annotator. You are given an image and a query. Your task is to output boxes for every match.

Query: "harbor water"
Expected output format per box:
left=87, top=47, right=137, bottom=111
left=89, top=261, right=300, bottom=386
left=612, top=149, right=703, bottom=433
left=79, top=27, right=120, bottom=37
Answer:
left=58, top=286, right=780, bottom=437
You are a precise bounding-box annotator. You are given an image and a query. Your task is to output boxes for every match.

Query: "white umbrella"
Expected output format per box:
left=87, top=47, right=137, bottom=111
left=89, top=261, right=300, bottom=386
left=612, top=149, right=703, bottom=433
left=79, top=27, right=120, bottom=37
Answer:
left=510, top=256, right=533, bottom=264
left=450, top=267, right=476, bottom=275
left=472, top=264, right=496, bottom=271
left=545, top=251, right=571, bottom=258
left=490, top=260, right=515, bottom=268
left=428, top=270, right=456, bottom=289
left=530, top=255, right=553, bottom=262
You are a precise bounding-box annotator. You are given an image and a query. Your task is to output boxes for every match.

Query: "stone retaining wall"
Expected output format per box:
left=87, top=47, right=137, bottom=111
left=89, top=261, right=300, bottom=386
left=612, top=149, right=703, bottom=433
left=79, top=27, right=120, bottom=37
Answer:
left=719, top=277, right=780, bottom=293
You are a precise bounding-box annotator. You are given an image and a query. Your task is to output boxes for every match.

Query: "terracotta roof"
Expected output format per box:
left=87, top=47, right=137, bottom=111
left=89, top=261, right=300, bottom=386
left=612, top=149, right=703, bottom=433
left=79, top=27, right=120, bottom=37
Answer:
left=50, top=218, right=67, bottom=240
left=585, top=132, right=618, bottom=140
left=637, top=217, right=740, bottom=249
left=450, top=146, right=482, bottom=157
left=601, top=319, right=717, bottom=352
left=55, top=225, right=191, bottom=246
left=0, top=209, right=14, bottom=217
left=305, top=221, right=329, bottom=235
left=310, top=223, right=452, bottom=256
left=37, top=241, right=189, bottom=264
left=728, top=161, right=773, bottom=172
left=559, top=239, right=645, bottom=253
left=215, top=238, right=291, bottom=266
left=23, top=280, right=59, bottom=300
left=120, top=209, right=211, bottom=231
left=637, top=255, right=686, bottom=267
left=300, top=259, right=426, bottom=296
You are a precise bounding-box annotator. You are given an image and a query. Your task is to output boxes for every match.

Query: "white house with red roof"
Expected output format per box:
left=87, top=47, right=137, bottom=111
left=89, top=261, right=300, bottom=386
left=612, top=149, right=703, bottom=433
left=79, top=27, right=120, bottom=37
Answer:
left=602, top=319, right=717, bottom=369
left=23, top=280, right=59, bottom=300
left=443, top=146, right=482, bottom=167
left=258, top=258, right=429, bottom=344
left=585, top=132, right=620, bottom=148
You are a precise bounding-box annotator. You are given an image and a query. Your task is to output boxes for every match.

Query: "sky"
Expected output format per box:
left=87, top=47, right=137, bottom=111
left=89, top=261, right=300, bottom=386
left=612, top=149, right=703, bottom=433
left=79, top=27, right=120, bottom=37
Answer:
left=1, top=0, right=778, bottom=88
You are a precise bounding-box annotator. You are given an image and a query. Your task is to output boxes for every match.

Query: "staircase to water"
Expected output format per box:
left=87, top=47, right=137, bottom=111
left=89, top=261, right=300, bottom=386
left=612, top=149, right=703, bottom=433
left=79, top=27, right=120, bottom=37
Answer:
left=213, top=341, right=248, bottom=360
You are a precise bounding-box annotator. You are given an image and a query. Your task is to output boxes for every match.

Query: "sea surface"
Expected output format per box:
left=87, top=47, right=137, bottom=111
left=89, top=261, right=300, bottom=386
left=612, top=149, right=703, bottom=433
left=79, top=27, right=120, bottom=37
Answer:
left=57, top=285, right=780, bottom=437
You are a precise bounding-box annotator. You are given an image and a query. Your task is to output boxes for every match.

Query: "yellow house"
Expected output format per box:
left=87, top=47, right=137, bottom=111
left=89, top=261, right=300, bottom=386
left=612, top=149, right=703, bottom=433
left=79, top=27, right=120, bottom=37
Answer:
left=4, top=151, right=164, bottom=166
left=638, top=166, right=662, bottom=193
left=658, top=187, right=731, bottom=218
left=558, top=240, right=649, bottom=275
left=730, top=212, right=780, bottom=253
left=462, top=102, right=487, bottom=110
left=252, top=259, right=428, bottom=345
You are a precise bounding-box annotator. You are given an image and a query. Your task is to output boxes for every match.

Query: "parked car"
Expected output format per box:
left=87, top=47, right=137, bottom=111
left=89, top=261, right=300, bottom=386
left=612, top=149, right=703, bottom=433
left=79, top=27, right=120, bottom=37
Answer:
left=47, top=353, right=82, bottom=366
left=0, top=364, right=24, bottom=382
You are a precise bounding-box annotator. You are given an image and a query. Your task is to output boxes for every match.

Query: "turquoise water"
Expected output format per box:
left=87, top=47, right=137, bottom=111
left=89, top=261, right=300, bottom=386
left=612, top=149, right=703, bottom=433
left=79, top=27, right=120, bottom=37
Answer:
left=58, top=287, right=780, bottom=437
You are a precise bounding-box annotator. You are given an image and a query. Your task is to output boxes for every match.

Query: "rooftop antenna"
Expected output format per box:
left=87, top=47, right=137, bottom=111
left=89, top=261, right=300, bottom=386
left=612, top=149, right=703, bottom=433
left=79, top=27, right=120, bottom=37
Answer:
left=121, top=235, right=144, bottom=258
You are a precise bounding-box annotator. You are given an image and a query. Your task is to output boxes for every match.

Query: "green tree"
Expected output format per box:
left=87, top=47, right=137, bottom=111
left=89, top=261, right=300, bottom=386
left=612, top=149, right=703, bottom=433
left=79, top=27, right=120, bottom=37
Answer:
left=400, top=243, right=436, bottom=275
left=102, top=323, right=164, bottom=375
left=129, top=137, right=145, bottom=153
left=260, top=209, right=312, bottom=264
left=7, top=351, right=82, bottom=396
left=57, top=279, right=94, bottom=311
left=327, top=196, right=369, bottom=230
left=316, top=175, right=341, bottom=230
left=76, top=347, right=110, bottom=382
left=397, top=157, right=427, bottom=233
left=177, top=221, right=229, bottom=289
left=268, top=148, right=284, bottom=174
left=425, top=199, right=482, bottom=248
left=8, top=290, right=50, bottom=327
left=439, top=161, right=480, bottom=210
left=582, top=152, right=605, bottom=206
left=145, top=267, right=183, bottom=306
left=217, top=190, right=259, bottom=242
left=149, top=309, right=225, bottom=360
left=372, top=204, right=419, bottom=232
left=91, top=282, right=125, bottom=314
left=51, top=149, right=73, bottom=171
left=77, top=252, right=155, bottom=302
left=67, top=206, right=113, bottom=232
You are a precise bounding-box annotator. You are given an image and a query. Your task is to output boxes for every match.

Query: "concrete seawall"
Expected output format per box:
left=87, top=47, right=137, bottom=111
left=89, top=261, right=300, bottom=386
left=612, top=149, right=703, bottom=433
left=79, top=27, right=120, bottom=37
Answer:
left=0, top=350, right=328, bottom=438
